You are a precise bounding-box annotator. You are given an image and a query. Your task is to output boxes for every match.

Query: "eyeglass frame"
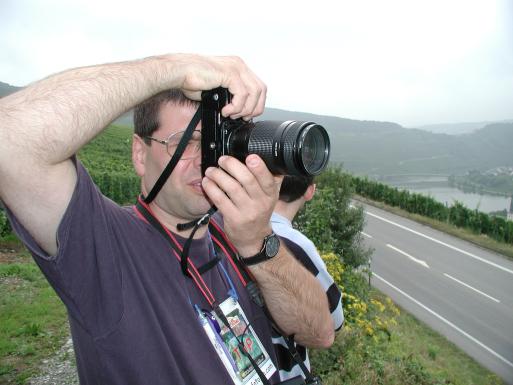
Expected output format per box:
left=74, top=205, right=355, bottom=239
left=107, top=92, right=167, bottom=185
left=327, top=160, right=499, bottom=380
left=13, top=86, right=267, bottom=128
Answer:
left=144, top=129, right=201, bottom=160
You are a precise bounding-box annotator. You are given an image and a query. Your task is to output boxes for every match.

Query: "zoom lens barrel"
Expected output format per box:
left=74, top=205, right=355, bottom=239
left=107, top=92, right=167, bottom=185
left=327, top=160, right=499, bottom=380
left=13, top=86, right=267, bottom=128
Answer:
left=226, top=120, right=330, bottom=176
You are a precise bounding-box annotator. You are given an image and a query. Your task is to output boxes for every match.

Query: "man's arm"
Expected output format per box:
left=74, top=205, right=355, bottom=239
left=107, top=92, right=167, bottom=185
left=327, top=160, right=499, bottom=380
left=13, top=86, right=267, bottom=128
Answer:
left=280, top=237, right=344, bottom=332
left=0, top=54, right=266, bottom=255
left=202, top=155, right=334, bottom=348
left=248, top=246, right=335, bottom=348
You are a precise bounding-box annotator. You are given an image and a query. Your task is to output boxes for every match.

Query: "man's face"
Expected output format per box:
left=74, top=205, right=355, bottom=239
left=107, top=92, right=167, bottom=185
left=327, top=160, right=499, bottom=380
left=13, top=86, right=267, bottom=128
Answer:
left=134, top=101, right=210, bottom=224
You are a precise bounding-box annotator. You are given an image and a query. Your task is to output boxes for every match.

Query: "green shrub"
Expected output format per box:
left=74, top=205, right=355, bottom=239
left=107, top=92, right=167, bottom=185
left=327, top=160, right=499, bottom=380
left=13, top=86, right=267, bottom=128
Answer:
left=296, top=165, right=372, bottom=270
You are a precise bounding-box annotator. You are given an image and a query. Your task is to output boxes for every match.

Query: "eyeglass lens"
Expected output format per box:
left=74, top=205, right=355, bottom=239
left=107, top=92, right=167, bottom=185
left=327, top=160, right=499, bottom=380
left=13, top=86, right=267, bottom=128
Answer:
left=167, top=130, right=201, bottom=159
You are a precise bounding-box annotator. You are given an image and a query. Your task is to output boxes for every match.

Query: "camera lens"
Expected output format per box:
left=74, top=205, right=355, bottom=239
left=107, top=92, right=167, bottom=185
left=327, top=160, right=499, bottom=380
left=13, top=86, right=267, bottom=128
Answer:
left=226, top=120, right=330, bottom=176
left=299, top=124, right=330, bottom=175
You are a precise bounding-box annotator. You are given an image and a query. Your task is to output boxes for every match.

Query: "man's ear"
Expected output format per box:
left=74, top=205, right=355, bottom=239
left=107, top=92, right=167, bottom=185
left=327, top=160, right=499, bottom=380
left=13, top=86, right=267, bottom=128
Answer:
left=132, top=134, right=147, bottom=177
left=304, top=183, right=316, bottom=202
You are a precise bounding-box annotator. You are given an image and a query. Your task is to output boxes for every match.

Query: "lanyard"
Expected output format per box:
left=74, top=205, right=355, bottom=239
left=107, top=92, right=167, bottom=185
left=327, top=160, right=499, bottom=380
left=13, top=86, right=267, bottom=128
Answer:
left=133, top=196, right=249, bottom=307
left=133, top=196, right=317, bottom=384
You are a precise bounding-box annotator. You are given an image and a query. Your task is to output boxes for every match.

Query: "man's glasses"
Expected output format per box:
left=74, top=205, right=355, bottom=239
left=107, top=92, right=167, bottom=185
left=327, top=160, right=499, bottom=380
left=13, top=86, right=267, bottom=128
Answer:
left=145, top=130, right=201, bottom=160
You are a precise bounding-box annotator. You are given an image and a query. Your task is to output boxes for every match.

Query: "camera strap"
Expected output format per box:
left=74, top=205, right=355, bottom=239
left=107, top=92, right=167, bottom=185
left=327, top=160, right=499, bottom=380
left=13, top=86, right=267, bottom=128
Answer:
left=140, top=103, right=219, bottom=276
left=143, top=105, right=202, bottom=204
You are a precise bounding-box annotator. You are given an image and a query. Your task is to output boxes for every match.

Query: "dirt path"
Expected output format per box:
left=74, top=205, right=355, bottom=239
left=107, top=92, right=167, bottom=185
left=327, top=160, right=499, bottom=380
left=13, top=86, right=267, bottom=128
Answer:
left=0, top=247, right=28, bottom=264
left=28, top=337, right=79, bottom=385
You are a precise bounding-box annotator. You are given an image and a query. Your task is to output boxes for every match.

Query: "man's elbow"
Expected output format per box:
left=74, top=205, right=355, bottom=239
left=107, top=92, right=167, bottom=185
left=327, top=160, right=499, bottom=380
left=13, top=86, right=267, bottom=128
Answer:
left=318, top=327, right=335, bottom=348
left=307, top=322, right=335, bottom=349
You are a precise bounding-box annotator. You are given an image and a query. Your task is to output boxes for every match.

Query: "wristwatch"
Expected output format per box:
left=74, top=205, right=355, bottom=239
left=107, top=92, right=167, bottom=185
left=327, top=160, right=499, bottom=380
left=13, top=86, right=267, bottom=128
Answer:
left=240, top=232, right=281, bottom=266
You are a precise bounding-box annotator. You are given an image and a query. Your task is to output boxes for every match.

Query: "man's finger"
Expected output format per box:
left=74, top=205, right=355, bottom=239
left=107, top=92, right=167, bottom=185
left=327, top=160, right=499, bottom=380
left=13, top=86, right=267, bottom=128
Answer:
left=201, top=175, right=238, bottom=217
left=243, top=155, right=278, bottom=197
left=203, top=164, right=249, bottom=209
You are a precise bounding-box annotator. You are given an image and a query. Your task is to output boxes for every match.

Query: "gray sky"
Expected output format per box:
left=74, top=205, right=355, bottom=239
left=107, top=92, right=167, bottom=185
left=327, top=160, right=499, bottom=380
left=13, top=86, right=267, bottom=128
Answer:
left=1, top=0, right=512, bottom=127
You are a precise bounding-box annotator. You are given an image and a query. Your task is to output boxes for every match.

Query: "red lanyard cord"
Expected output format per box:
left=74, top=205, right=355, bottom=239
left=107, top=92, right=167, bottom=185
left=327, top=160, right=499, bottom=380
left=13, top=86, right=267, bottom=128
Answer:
left=133, top=198, right=318, bottom=383
left=134, top=197, right=216, bottom=305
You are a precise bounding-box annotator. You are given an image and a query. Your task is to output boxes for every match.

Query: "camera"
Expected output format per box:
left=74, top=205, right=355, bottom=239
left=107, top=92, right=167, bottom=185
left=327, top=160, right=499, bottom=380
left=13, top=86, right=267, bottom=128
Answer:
left=201, top=88, right=330, bottom=177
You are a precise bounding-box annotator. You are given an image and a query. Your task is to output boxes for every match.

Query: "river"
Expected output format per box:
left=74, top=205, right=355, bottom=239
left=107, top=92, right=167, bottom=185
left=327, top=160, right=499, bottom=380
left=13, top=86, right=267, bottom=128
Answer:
left=380, top=176, right=512, bottom=214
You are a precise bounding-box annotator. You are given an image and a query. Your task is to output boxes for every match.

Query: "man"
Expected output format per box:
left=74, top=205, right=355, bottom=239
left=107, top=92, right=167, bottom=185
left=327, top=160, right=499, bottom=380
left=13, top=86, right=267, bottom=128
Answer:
left=0, top=54, right=334, bottom=384
left=271, top=176, right=344, bottom=381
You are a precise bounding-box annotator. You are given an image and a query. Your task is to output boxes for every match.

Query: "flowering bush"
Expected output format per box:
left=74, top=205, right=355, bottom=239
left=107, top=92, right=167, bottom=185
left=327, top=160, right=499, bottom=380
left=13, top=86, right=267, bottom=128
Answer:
left=321, top=252, right=399, bottom=342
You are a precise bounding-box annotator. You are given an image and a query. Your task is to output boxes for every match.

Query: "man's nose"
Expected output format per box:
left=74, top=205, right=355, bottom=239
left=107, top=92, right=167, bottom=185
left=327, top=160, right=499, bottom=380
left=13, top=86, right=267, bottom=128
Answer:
left=193, top=152, right=202, bottom=168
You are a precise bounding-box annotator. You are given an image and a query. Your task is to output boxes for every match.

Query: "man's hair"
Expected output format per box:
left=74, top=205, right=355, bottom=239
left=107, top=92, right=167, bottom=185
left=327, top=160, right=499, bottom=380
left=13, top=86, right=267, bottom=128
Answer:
left=133, top=89, right=199, bottom=144
left=279, top=175, right=314, bottom=203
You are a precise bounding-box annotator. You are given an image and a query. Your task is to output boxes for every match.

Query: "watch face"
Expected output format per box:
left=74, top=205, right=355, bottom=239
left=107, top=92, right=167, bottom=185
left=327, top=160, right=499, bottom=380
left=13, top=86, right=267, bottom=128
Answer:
left=265, top=235, right=280, bottom=257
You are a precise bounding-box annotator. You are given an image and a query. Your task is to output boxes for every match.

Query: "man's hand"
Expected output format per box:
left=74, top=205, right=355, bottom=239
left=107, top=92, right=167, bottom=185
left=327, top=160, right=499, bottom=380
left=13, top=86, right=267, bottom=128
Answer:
left=171, top=54, right=267, bottom=121
left=201, top=154, right=334, bottom=347
left=201, top=154, right=282, bottom=256
left=0, top=53, right=266, bottom=256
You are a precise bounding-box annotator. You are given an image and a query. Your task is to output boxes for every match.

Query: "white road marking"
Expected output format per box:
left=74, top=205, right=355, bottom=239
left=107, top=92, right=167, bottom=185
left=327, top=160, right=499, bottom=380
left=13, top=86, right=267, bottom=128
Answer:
left=443, top=273, right=501, bottom=303
left=365, top=209, right=513, bottom=275
left=361, top=231, right=373, bottom=238
left=386, top=244, right=430, bottom=268
left=372, top=272, right=513, bottom=369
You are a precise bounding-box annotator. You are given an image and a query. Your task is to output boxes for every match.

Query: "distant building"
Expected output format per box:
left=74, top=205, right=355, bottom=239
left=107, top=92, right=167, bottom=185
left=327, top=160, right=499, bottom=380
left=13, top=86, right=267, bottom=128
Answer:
left=508, top=196, right=513, bottom=221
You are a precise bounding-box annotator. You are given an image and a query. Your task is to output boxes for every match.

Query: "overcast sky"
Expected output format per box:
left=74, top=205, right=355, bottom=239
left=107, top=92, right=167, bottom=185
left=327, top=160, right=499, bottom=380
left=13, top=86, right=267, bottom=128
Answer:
left=1, top=0, right=512, bottom=127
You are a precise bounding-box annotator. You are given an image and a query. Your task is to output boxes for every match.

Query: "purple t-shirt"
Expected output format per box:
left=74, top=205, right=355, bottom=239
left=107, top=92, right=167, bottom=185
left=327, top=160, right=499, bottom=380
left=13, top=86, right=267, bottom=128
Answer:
left=6, top=161, right=279, bottom=385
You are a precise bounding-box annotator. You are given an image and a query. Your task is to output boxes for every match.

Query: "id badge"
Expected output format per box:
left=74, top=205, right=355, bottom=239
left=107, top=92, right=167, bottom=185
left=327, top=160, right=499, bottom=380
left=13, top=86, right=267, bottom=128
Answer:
left=215, top=297, right=277, bottom=385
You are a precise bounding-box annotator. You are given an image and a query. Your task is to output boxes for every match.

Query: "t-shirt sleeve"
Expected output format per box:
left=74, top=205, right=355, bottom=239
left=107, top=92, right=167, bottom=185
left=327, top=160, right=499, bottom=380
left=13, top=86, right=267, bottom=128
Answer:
left=4, top=159, right=123, bottom=336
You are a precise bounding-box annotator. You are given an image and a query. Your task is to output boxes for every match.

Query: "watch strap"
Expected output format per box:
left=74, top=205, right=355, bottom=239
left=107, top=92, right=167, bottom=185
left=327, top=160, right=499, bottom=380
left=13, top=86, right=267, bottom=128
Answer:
left=241, top=251, right=272, bottom=266
left=240, top=232, right=280, bottom=266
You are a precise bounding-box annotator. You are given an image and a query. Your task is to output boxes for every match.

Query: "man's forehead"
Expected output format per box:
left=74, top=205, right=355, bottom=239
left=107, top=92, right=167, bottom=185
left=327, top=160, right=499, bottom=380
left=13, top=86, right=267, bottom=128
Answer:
left=158, top=101, right=202, bottom=134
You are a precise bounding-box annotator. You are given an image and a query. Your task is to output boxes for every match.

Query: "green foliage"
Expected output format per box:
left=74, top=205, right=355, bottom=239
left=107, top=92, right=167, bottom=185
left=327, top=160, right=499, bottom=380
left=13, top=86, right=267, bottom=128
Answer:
left=0, top=207, right=12, bottom=239
left=295, top=166, right=372, bottom=269
left=311, top=285, right=503, bottom=385
left=78, top=125, right=140, bottom=205
left=353, top=175, right=513, bottom=245
left=450, top=170, right=513, bottom=196
left=0, top=263, right=41, bottom=283
left=79, top=125, right=135, bottom=173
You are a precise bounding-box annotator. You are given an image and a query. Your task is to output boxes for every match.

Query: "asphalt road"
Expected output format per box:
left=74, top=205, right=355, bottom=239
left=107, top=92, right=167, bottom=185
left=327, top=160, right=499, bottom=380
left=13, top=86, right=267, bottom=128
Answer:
left=357, top=201, right=513, bottom=384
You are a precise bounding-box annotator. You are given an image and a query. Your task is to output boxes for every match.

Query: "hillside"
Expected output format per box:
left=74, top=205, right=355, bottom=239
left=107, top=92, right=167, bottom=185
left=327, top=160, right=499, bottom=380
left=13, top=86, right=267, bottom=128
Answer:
left=116, top=109, right=513, bottom=176
left=0, top=81, right=21, bottom=98
left=1, top=81, right=512, bottom=176
left=414, top=120, right=513, bottom=135
left=262, top=109, right=513, bottom=176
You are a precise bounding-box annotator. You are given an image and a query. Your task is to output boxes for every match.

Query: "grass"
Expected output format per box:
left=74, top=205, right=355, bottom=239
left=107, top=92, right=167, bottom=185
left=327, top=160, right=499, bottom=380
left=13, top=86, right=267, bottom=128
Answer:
left=0, top=248, right=68, bottom=385
left=354, top=195, right=513, bottom=261
left=311, top=289, right=504, bottom=385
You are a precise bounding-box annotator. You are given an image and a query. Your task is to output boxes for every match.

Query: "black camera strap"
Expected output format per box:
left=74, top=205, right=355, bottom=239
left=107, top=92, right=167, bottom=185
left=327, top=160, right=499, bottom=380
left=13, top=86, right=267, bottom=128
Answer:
left=143, top=105, right=202, bottom=204
left=140, top=103, right=218, bottom=277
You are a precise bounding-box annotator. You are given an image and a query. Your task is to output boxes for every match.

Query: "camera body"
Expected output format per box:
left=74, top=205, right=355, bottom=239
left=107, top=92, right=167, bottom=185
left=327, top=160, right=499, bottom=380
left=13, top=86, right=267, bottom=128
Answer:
left=200, top=87, right=236, bottom=176
left=200, top=87, right=330, bottom=177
